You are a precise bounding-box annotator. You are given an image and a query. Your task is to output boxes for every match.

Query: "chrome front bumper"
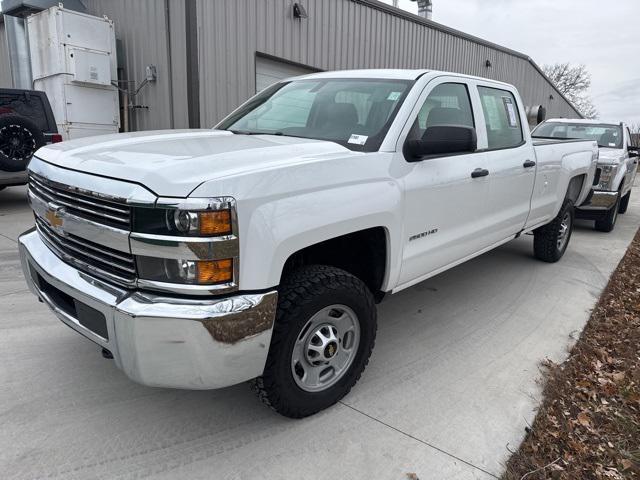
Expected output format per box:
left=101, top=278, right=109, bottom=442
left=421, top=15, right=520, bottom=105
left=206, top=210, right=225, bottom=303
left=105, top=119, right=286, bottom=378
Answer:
left=19, top=229, right=277, bottom=389
left=577, top=189, right=619, bottom=211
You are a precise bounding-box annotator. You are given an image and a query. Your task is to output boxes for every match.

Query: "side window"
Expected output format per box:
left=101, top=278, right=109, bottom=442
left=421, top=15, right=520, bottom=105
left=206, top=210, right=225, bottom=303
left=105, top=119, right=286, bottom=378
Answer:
left=478, top=86, right=524, bottom=149
left=412, top=83, right=474, bottom=138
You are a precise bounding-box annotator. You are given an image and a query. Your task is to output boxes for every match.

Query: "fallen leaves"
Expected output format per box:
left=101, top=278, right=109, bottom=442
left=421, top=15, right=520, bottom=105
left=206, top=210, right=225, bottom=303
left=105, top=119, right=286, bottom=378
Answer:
left=577, top=411, right=591, bottom=428
left=503, top=228, right=640, bottom=479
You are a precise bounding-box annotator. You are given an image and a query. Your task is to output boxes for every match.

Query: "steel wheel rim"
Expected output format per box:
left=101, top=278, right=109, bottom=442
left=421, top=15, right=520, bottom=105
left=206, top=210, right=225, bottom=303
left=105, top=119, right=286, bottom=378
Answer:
left=557, top=211, right=571, bottom=250
left=291, top=304, right=360, bottom=393
left=0, top=125, right=36, bottom=161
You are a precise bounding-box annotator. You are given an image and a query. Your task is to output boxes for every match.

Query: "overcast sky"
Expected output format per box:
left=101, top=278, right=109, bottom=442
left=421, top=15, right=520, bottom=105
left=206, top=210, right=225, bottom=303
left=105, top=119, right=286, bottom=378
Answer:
left=384, top=0, right=640, bottom=126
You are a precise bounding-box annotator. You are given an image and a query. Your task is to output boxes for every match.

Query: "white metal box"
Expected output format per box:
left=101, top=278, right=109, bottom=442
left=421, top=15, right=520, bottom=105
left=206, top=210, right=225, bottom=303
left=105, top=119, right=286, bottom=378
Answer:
left=68, top=49, right=112, bottom=86
left=27, top=6, right=116, bottom=81
left=27, top=5, right=119, bottom=140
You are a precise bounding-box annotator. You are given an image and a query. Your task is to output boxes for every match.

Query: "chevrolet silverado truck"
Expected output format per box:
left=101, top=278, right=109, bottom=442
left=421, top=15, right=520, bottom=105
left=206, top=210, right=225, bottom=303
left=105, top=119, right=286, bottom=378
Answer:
left=532, top=118, right=639, bottom=232
left=19, top=70, right=598, bottom=418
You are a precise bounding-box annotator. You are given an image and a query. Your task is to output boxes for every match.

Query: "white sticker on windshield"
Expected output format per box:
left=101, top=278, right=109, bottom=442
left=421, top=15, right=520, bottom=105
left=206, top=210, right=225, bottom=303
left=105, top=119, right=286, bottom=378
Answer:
left=609, top=143, right=616, bottom=147
left=387, top=91, right=402, bottom=101
left=348, top=134, right=368, bottom=145
left=502, top=96, right=518, bottom=128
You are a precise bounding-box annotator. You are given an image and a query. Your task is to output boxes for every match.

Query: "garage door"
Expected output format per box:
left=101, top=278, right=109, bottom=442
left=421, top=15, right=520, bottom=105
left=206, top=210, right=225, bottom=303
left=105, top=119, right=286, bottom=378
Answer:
left=255, top=56, right=317, bottom=93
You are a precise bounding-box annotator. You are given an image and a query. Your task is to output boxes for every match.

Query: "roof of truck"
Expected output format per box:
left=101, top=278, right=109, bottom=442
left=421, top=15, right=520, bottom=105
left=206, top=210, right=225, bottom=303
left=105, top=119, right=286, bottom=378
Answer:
left=295, top=69, right=430, bottom=80
left=291, top=69, right=515, bottom=88
left=544, top=118, right=623, bottom=126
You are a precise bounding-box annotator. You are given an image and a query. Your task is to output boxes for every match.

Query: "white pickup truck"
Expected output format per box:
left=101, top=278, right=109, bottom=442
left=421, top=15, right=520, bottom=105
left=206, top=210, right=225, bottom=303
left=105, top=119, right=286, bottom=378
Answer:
left=19, top=70, right=598, bottom=418
left=532, top=118, right=639, bottom=232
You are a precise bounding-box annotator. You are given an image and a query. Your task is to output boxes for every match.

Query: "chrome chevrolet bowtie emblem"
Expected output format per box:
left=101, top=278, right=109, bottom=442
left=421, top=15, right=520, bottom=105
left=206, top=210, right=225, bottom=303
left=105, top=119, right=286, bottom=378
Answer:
left=45, top=202, right=67, bottom=235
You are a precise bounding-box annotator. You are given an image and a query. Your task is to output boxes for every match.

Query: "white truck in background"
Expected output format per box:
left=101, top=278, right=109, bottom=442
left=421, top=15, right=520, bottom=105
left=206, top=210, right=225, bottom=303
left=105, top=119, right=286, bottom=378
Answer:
left=19, top=69, right=598, bottom=418
left=533, top=119, right=639, bottom=232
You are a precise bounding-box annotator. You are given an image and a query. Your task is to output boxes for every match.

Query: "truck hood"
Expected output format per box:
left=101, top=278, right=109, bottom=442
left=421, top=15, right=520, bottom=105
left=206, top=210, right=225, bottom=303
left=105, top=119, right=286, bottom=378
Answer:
left=35, top=129, right=354, bottom=197
left=597, top=147, right=625, bottom=166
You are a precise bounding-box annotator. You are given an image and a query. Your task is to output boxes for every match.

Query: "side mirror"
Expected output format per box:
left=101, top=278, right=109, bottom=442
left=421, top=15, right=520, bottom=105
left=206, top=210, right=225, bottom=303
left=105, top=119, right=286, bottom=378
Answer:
left=628, top=146, right=640, bottom=157
left=404, top=125, right=477, bottom=161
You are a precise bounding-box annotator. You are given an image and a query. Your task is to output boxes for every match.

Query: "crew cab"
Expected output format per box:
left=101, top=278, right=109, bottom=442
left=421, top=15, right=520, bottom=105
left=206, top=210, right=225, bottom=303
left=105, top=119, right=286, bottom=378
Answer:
left=533, top=118, right=639, bottom=232
left=18, top=70, right=598, bottom=418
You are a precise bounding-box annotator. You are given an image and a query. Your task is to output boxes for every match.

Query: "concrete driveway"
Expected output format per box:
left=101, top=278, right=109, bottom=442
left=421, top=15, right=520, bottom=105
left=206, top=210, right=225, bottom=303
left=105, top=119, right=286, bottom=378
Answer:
left=1, top=181, right=639, bottom=480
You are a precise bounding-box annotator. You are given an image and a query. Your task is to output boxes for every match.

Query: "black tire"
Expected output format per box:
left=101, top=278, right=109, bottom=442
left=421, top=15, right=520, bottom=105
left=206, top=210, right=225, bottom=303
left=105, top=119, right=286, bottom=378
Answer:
left=534, top=199, right=574, bottom=263
left=618, top=191, right=630, bottom=214
left=0, top=115, right=45, bottom=172
left=595, top=193, right=620, bottom=232
left=252, top=265, right=377, bottom=418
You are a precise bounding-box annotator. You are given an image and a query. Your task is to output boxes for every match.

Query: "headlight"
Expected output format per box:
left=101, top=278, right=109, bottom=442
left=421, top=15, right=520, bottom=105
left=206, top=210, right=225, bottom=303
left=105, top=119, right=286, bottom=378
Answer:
left=597, top=165, right=617, bottom=189
left=133, top=198, right=234, bottom=236
left=131, top=197, right=238, bottom=291
left=136, top=257, right=234, bottom=285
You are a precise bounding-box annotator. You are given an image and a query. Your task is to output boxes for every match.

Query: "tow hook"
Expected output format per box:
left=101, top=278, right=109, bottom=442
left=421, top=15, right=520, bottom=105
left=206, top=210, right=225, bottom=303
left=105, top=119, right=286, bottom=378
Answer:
left=102, top=348, right=114, bottom=360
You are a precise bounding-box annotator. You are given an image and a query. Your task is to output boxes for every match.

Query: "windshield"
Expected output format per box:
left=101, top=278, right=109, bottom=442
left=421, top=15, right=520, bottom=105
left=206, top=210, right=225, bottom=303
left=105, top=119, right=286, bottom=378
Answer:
left=532, top=122, right=623, bottom=149
left=217, top=78, right=413, bottom=151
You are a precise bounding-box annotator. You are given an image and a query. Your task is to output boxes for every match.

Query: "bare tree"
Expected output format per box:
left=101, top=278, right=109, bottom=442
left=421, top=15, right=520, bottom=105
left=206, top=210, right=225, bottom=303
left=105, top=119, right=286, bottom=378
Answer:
left=543, top=63, right=598, bottom=119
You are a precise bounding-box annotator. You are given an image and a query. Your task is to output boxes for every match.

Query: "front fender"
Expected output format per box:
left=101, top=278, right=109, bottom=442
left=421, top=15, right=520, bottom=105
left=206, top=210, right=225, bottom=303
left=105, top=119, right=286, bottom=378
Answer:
left=555, top=148, right=597, bottom=214
left=238, top=180, right=403, bottom=290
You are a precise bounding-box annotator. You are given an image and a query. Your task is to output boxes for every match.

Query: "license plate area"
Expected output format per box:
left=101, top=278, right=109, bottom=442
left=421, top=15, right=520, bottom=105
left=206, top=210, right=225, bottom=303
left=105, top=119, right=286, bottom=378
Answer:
left=30, top=264, right=109, bottom=340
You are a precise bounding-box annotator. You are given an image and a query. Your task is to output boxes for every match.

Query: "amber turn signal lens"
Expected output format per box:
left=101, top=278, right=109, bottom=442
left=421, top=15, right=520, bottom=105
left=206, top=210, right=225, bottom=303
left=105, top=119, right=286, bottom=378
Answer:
left=199, top=210, right=232, bottom=236
left=197, top=259, right=233, bottom=284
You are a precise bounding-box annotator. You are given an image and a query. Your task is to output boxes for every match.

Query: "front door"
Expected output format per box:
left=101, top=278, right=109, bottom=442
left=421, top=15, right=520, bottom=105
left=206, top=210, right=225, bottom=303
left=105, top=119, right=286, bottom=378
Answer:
left=396, top=78, right=492, bottom=288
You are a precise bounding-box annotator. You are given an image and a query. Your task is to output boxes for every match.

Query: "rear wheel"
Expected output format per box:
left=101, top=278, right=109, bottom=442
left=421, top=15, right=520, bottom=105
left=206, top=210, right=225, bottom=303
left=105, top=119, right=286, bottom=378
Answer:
left=533, top=199, right=574, bottom=263
left=252, top=265, right=377, bottom=418
left=595, top=192, right=620, bottom=232
left=0, top=115, right=45, bottom=172
left=618, top=190, right=630, bottom=214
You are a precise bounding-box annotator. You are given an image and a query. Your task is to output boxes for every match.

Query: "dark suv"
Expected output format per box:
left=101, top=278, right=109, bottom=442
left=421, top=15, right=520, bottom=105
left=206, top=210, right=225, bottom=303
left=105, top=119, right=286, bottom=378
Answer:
left=0, top=88, right=61, bottom=190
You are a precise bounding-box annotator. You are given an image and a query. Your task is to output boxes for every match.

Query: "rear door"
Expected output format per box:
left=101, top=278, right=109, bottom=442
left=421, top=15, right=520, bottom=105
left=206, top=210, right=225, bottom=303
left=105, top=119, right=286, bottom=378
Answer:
left=474, top=84, right=536, bottom=243
left=396, top=76, right=493, bottom=288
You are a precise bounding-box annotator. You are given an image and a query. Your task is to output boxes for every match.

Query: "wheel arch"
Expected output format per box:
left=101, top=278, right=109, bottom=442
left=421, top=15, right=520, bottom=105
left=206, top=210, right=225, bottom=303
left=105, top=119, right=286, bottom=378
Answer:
left=279, top=226, right=390, bottom=301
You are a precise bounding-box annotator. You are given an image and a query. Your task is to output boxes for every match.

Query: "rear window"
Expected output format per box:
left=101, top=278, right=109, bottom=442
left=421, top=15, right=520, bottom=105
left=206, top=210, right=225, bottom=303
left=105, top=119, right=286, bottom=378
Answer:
left=0, top=91, right=51, bottom=133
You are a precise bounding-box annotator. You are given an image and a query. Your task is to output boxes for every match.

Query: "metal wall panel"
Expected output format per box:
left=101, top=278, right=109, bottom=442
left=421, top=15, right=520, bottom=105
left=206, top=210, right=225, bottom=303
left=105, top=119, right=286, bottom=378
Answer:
left=196, top=0, right=580, bottom=127
left=0, top=22, right=12, bottom=87
left=82, top=0, right=188, bottom=131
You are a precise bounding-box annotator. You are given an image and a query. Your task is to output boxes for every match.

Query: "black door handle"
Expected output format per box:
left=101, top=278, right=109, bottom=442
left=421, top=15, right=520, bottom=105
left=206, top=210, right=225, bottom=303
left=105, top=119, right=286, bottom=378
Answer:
left=471, top=168, right=489, bottom=178
left=523, top=160, right=536, bottom=168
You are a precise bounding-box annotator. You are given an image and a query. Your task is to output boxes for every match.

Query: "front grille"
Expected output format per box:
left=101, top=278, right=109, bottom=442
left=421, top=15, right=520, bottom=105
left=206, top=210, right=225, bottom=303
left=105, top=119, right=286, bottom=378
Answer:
left=35, top=216, right=136, bottom=284
left=29, top=172, right=131, bottom=229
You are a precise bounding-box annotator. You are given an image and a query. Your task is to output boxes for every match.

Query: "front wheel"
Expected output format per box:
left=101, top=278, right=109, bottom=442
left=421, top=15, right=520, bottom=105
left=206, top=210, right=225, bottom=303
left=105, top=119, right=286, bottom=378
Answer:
left=252, top=265, right=377, bottom=418
left=533, top=199, right=574, bottom=263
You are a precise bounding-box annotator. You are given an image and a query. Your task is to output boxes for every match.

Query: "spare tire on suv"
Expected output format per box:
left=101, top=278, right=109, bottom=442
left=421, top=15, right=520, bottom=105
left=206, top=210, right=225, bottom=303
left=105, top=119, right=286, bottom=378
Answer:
left=0, top=115, right=45, bottom=172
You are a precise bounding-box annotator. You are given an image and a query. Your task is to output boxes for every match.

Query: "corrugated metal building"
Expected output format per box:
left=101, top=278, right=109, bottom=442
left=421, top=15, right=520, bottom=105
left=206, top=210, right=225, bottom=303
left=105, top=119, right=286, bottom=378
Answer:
left=0, top=17, right=12, bottom=87
left=1, top=0, right=582, bottom=131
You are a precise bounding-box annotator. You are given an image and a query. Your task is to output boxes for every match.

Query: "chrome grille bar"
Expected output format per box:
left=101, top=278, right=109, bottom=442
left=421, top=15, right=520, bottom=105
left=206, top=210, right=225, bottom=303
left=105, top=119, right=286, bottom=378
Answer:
left=29, top=173, right=131, bottom=228
left=35, top=217, right=136, bottom=284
